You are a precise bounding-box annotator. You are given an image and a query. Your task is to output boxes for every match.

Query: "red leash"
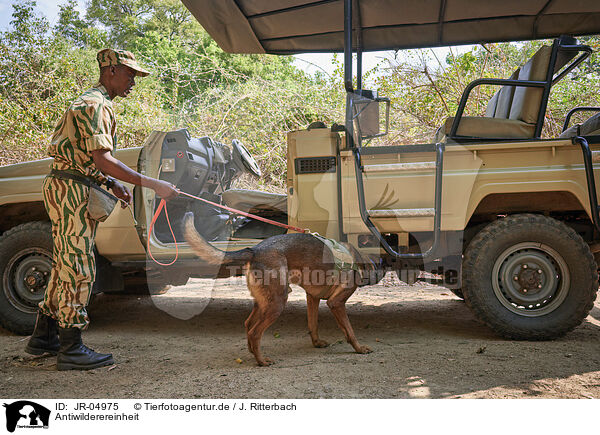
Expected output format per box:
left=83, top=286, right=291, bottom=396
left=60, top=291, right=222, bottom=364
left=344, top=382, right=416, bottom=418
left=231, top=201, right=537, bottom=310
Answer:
left=147, top=198, right=179, bottom=266
left=178, top=191, right=307, bottom=233
left=147, top=191, right=307, bottom=266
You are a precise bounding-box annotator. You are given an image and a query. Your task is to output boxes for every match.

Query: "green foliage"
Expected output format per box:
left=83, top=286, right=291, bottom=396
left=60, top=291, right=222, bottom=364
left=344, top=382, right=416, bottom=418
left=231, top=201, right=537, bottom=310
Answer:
left=186, top=76, right=343, bottom=189
left=0, top=1, right=95, bottom=162
left=85, top=0, right=302, bottom=107
left=0, top=0, right=342, bottom=190
left=55, top=0, right=108, bottom=48
left=376, top=38, right=600, bottom=142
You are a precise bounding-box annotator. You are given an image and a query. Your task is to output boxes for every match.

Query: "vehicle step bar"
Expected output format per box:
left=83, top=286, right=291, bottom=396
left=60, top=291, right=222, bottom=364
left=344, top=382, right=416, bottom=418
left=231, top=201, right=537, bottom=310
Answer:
left=353, top=142, right=445, bottom=260
left=573, top=136, right=600, bottom=232
left=362, top=162, right=436, bottom=172
left=368, top=208, right=435, bottom=218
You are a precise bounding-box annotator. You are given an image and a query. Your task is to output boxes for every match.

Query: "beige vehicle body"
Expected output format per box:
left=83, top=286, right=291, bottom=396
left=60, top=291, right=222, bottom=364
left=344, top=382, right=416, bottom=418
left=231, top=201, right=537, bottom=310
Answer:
left=288, top=130, right=596, bottom=242
left=2, top=123, right=598, bottom=334
left=2, top=130, right=594, bottom=277
left=0, top=148, right=146, bottom=261
left=3, top=131, right=596, bottom=242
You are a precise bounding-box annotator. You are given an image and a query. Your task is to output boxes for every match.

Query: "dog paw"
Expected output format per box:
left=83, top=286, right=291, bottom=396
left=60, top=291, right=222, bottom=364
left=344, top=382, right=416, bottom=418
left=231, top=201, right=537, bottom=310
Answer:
left=356, top=345, right=372, bottom=354
left=257, top=357, right=274, bottom=367
left=312, top=339, right=329, bottom=348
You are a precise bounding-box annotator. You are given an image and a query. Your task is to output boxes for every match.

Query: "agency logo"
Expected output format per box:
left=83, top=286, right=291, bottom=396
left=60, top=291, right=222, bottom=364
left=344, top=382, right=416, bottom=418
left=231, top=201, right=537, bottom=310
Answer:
left=3, top=401, right=50, bottom=433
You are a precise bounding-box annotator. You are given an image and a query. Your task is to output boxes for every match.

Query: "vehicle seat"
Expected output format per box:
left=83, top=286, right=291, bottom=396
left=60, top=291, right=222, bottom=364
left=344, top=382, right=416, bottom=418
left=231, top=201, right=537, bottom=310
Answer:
left=436, top=41, right=578, bottom=142
left=436, top=68, right=535, bottom=141
left=221, top=189, right=287, bottom=214
left=559, top=112, right=600, bottom=138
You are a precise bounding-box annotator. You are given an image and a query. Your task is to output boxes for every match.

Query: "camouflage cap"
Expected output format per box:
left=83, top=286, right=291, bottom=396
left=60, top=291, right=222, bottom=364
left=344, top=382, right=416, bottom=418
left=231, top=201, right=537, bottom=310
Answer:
left=96, top=48, right=150, bottom=77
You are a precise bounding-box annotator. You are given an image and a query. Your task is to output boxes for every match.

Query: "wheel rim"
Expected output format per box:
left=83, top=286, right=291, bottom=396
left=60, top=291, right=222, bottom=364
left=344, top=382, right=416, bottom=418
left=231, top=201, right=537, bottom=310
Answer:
left=3, top=249, right=52, bottom=314
left=492, top=242, right=570, bottom=317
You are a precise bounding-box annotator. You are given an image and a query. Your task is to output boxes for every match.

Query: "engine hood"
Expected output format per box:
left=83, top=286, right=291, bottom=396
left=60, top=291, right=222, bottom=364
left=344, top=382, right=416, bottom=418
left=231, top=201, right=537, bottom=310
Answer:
left=0, top=158, right=53, bottom=179
left=0, top=147, right=143, bottom=180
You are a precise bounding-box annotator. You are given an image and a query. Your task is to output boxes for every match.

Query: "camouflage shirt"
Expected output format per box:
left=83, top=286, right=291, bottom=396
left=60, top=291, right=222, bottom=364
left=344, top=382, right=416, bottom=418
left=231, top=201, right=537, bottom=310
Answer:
left=48, top=84, right=116, bottom=183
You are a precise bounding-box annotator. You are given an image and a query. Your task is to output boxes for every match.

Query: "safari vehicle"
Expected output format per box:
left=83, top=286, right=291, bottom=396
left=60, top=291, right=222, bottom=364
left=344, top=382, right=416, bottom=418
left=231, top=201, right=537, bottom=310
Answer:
left=1, top=1, right=600, bottom=340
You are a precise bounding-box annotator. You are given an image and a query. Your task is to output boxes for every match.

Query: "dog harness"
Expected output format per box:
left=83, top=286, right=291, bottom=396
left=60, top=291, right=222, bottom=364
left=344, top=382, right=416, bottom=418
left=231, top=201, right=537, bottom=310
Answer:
left=310, top=233, right=358, bottom=272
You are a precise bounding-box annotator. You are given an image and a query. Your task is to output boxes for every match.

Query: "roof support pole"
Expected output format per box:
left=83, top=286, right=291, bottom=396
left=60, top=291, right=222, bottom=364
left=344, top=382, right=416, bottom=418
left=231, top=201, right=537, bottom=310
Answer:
left=344, top=0, right=353, bottom=93
left=356, top=51, right=362, bottom=91
left=354, top=0, right=363, bottom=91
left=344, top=0, right=354, bottom=148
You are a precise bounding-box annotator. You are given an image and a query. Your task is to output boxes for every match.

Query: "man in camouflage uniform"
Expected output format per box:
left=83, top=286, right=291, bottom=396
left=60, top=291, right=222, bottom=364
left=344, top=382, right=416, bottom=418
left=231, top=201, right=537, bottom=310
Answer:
left=25, top=49, right=178, bottom=370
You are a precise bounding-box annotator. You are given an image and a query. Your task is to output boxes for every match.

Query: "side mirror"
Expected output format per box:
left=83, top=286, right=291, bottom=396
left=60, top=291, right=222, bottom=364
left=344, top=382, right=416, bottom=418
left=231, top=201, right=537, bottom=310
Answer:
left=352, top=90, right=390, bottom=142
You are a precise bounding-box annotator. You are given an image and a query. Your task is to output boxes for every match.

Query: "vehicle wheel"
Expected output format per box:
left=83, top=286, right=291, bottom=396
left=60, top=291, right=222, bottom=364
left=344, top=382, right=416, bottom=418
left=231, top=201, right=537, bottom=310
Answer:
left=463, top=214, right=598, bottom=340
left=0, top=222, right=53, bottom=335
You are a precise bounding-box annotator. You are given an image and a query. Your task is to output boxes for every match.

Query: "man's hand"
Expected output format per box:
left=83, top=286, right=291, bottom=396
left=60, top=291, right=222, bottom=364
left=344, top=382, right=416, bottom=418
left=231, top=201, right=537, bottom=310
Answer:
left=152, top=179, right=179, bottom=200
left=111, top=181, right=132, bottom=208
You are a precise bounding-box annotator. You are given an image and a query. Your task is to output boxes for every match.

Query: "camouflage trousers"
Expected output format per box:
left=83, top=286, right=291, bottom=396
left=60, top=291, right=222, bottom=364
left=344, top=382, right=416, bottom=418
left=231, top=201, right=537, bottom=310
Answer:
left=39, top=176, right=98, bottom=329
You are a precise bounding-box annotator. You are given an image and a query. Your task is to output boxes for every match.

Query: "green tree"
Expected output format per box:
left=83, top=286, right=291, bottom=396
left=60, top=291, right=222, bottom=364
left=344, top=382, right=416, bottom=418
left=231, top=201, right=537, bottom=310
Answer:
left=55, top=0, right=108, bottom=48
left=0, top=0, right=339, bottom=188
left=84, top=0, right=307, bottom=113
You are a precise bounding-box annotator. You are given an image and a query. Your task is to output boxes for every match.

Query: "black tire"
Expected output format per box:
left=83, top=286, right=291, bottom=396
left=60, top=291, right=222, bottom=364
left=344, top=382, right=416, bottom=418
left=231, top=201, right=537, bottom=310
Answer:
left=0, top=222, right=53, bottom=335
left=463, top=214, right=598, bottom=340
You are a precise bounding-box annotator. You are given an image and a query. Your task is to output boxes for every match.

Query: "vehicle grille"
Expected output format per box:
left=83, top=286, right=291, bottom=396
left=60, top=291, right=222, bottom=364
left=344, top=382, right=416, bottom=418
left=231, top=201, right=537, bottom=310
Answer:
left=295, top=157, right=336, bottom=174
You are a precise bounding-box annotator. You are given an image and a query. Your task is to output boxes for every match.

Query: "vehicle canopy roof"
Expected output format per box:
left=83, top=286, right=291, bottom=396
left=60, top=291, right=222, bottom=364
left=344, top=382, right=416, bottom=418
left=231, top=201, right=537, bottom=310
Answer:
left=182, top=0, right=600, bottom=54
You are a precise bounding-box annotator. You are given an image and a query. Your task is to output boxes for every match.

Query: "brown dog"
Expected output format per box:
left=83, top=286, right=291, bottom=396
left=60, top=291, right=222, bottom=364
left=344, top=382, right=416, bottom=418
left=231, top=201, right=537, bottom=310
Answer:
left=183, top=212, right=376, bottom=366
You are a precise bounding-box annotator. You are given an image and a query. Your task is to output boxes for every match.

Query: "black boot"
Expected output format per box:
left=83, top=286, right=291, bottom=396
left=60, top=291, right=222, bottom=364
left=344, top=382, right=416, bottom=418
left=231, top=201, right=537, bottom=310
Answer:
left=25, top=312, right=60, bottom=356
left=57, top=327, right=114, bottom=371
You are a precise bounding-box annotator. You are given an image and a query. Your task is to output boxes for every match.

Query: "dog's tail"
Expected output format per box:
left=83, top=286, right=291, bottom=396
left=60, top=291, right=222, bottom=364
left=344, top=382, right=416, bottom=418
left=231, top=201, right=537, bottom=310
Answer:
left=183, top=212, right=254, bottom=266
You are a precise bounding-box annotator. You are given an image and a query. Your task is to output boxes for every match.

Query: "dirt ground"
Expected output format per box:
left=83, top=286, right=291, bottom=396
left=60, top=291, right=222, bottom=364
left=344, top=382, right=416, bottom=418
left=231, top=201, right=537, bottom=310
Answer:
left=1, top=272, right=600, bottom=399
